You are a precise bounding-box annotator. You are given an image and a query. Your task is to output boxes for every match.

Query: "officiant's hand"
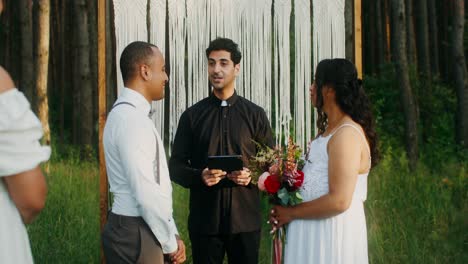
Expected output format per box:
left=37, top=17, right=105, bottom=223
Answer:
left=227, top=167, right=251, bottom=186
left=202, top=168, right=226, bottom=186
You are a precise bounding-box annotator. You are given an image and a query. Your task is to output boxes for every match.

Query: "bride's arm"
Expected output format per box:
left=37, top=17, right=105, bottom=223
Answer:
left=271, top=127, right=363, bottom=226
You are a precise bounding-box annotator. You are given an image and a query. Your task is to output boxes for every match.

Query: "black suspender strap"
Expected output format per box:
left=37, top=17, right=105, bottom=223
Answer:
left=111, top=102, right=136, bottom=110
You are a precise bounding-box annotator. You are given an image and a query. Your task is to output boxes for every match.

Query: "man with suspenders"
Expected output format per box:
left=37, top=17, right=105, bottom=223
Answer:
left=101, top=41, right=186, bottom=264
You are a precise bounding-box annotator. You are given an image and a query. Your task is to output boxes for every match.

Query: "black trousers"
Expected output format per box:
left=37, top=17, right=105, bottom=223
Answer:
left=189, top=231, right=260, bottom=264
left=102, top=212, right=164, bottom=264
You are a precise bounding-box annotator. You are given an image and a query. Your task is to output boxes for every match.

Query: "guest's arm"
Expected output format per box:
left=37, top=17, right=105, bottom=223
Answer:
left=1, top=67, right=47, bottom=224
left=3, top=167, right=47, bottom=224
left=0, top=66, right=15, bottom=93
left=169, top=111, right=204, bottom=188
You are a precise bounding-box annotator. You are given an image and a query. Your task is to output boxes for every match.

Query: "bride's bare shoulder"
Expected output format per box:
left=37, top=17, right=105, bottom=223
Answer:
left=0, top=66, right=15, bottom=94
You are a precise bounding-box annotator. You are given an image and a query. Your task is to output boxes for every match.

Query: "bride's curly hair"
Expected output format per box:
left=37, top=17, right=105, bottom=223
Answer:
left=315, top=59, right=380, bottom=167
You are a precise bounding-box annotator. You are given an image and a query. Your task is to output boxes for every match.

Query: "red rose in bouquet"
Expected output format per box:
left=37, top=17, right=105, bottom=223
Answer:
left=292, top=170, right=304, bottom=190
left=264, top=174, right=281, bottom=194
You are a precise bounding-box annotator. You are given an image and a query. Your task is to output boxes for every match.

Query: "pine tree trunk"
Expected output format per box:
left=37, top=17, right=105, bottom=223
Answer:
left=87, top=0, right=98, bottom=147
left=405, top=0, right=417, bottom=67
left=391, top=0, right=419, bottom=169
left=106, top=0, right=117, bottom=113
left=452, top=0, right=468, bottom=148
left=384, top=0, right=392, bottom=62
left=414, top=0, right=431, bottom=79
left=57, top=0, right=66, bottom=145
left=368, top=0, right=376, bottom=75
left=74, top=0, right=93, bottom=147
left=438, top=1, right=450, bottom=82
left=19, top=0, right=34, bottom=101
left=375, top=0, right=385, bottom=70
left=36, top=0, right=51, bottom=171
left=427, top=0, right=439, bottom=77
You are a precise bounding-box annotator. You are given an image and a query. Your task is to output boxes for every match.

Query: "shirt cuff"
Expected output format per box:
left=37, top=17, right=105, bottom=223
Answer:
left=161, top=235, right=178, bottom=254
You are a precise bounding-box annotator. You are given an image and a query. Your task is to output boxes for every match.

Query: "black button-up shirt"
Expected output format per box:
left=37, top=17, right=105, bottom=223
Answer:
left=169, top=91, right=273, bottom=235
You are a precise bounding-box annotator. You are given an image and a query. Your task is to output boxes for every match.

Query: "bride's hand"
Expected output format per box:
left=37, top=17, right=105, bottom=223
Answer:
left=269, top=205, right=294, bottom=229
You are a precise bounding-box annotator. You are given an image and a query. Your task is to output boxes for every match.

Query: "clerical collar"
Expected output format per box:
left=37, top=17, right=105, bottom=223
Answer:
left=209, top=90, right=239, bottom=107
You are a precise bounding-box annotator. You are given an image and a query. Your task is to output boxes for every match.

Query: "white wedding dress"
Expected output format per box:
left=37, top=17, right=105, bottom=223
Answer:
left=284, top=124, right=369, bottom=264
left=0, top=89, right=51, bottom=263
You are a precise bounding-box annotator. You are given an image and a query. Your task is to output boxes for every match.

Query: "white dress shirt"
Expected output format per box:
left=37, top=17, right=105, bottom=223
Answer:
left=103, top=88, right=178, bottom=253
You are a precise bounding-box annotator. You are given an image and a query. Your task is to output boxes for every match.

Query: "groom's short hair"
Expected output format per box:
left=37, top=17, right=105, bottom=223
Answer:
left=120, top=41, right=159, bottom=82
left=206, top=38, right=242, bottom=65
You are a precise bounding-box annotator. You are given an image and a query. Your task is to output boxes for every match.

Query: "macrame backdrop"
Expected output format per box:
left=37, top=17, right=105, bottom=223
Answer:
left=112, top=0, right=345, bottom=148
left=149, top=0, right=167, bottom=136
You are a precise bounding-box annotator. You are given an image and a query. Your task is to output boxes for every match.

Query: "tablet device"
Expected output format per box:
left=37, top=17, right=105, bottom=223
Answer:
left=207, top=155, right=243, bottom=173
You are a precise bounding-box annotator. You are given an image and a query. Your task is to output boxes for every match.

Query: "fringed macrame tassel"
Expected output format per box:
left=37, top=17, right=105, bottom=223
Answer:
left=273, top=0, right=292, bottom=146
left=167, top=0, right=186, bottom=148
left=149, top=0, right=167, bottom=141
left=294, top=0, right=312, bottom=148
left=113, top=0, right=148, bottom=96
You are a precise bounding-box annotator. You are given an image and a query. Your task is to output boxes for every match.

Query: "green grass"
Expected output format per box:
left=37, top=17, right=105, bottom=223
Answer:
left=27, top=160, right=99, bottom=263
left=366, top=149, right=468, bottom=264
left=27, top=150, right=466, bottom=263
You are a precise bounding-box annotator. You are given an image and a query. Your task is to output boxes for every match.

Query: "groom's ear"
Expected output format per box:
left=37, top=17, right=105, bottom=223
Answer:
left=234, top=63, right=240, bottom=76
left=140, top=65, right=151, bottom=81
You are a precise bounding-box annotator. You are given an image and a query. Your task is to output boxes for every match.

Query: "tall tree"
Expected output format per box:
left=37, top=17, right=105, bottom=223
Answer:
left=391, top=0, right=419, bottom=168
left=427, top=0, right=439, bottom=77
left=54, top=0, right=66, bottom=144
left=384, top=0, right=392, bottom=62
left=368, top=0, right=376, bottom=74
left=452, top=0, right=468, bottom=148
left=87, top=0, right=98, bottom=146
left=19, top=0, right=34, bottom=101
left=106, top=0, right=117, bottom=113
left=414, top=0, right=431, bottom=79
left=74, top=0, right=93, bottom=147
left=36, top=0, right=51, bottom=170
left=404, top=0, right=416, bottom=66
left=375, top=0, right=385, bottom=70
left=438, top=0, right=450, bottom=81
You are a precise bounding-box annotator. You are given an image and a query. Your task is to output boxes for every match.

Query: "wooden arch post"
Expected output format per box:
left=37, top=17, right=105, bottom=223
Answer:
left=98, top=0, right=107, bottom=262
left=354, top=0, right=363, bottom=78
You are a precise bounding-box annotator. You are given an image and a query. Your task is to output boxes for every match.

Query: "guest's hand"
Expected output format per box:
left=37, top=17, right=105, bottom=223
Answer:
left=201, top=168, right=226, bottom=186
left=268, top=205, right=294, bottom=229
left=227, top=167, right=251, bottom=186
left=168, top=236, right=186, bottom=263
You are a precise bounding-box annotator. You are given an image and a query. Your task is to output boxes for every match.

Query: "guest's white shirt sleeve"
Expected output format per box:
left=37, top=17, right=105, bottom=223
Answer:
left=117, top=115, right=178, bottom=254
left=0, top=89, right=50, bottom=176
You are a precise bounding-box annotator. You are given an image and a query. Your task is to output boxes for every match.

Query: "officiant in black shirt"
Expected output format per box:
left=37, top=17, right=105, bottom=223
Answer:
left=169, top=38, right=273, bottom=264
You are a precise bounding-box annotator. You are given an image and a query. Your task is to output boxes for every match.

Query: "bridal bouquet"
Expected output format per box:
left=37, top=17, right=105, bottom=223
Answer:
left=249, top=138, right=305, bottom=264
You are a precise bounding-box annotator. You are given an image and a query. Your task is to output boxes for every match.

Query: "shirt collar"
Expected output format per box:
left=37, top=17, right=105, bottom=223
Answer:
left=209, top=90, right=239, bottom=107
left=119, top=88, right=152, bottom=115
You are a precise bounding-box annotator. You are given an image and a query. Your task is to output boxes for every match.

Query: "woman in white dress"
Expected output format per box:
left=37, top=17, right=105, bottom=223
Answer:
left=0, top=66, right=50, bottom=263
left=269, top=59, right=379, bottom=264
